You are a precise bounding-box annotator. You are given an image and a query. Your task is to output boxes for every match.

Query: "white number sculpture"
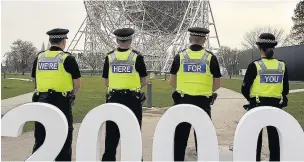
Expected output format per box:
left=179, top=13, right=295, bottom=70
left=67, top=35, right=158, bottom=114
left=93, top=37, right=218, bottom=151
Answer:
left=75, top=103, right=142, bottom=161
left=152, top=104, right=219, bottom=161
left=233, top=106, right=304, bottom=161
left=2, top=103, right=304, bottom=161
left=1, top=103, right=68, bottom=161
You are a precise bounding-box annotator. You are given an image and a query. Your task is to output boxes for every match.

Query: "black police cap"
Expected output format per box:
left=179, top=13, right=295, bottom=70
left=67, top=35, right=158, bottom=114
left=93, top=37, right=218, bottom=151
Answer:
left=256, top=33, right=277, bottom=47
left=46, top=28, right=69, bottom=39
left=113, top=28, right=134, bottom=41
left=188, top=27, right=210, bottom=37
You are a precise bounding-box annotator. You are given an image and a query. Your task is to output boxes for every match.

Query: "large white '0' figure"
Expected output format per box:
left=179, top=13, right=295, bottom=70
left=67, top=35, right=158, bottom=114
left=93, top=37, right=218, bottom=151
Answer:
left=152, top=104, right=219, bottom=161
left=1, top=103, right=68, bottom=161
left=233, top=106, right=304, bottom=161
left=76, top=103, right=142, bottom=161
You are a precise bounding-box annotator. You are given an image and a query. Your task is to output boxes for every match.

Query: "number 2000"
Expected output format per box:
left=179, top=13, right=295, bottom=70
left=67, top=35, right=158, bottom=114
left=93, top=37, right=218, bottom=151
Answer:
left=2, top=103, right=304, bottom=161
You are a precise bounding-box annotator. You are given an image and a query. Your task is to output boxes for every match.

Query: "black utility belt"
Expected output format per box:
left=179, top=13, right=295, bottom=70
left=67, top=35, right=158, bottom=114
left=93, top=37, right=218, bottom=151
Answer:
left=250, top=96, right=281, bottom=102
left=177, top=92, right=211, bottom=99
left=36, top=90, right=71, bottom=97
left=109, top=89, right=140, bottom=96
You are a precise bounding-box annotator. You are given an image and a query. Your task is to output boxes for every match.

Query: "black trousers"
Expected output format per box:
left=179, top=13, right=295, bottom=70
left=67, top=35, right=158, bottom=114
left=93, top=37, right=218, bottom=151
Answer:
left=173, top=93, right=212, bottom=161
left=102, top=91, right=142, bottom=161
left=252, top=98, right=282, bottom=161
left=256, top=126, right=280, bottom=161
left=32, top=92, right=73, bottom=161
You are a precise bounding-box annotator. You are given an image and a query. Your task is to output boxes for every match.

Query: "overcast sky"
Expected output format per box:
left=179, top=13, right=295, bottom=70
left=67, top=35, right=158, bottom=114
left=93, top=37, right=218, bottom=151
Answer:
left=1, top=0, right=300, bottom=59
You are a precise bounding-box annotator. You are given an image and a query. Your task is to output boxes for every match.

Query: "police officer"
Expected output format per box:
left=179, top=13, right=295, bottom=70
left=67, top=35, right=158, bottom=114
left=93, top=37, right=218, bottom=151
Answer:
left=241, top=33, right=289, bottom=161
left=169, top=27, right=222, bottom=161
left=31, top=28, right=81, bottom=161
left=101, top=28, right=148, bottom=161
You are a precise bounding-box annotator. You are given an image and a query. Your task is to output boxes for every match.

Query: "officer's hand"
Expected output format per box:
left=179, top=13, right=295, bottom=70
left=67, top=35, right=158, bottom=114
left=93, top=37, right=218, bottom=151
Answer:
left=69, top=94, right=76, bottom=106
left=210, top=93, right=218, bottom=105
left=32, top=93, right=38, bottom=102
left=139, top=92, right=146, bottom=105
left=243, top=104, right=251, bottom=111
left=282, top=95, right=288, bottom=108
left=172, top=91, right=180, bottom=105
left=248, top=98, right=257, bottom=106
left=105, top=93, right=110, bottom=103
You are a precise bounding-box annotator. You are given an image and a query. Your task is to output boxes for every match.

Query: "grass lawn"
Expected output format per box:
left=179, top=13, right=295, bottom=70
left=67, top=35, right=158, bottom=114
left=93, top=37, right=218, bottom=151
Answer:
left=1, top=78, right=34, bottom=100
left=284, top=92, right=304, bottom=127
left=289, top=84, right=304, bottom=90
left=221, top=79, right=243, bottom=93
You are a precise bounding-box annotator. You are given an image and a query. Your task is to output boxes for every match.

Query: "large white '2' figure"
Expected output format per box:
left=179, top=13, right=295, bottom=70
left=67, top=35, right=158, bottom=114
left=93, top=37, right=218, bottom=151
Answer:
left=1, top=103, right=68, bottom=161
left=2, top=103, right=304, bottom=161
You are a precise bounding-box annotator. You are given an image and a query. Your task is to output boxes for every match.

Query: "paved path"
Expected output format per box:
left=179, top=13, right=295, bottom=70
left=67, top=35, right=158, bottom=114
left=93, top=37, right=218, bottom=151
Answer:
left=1, top=92, right=33, bottom=115
left=1, top=87, right=274, bottom=161
left=290, top=81, right=304, bottom=84
left=6, top=78, right=32, bottom=81
left=290, top=89, right=304, bottom=93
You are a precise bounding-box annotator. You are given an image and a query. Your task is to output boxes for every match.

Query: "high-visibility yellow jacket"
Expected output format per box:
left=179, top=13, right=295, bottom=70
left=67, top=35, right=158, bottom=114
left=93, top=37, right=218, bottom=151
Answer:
left=36, top=50, right=73, bottom=92
left=250, top=58, right=285, bottom=99
left=176, top=49, right=213, bottom=96
left=108, top=49, right=141, bottom=91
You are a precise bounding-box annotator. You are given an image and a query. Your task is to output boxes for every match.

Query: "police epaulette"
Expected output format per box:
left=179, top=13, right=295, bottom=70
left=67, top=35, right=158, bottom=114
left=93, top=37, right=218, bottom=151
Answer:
left=36, top=50, right=45, bottom=56
left=253, top=58, right=262, bottom=63
left=131, top=49, right=141, bottom=55
left=205, top=50, right=214, bottom=55
left=64, top=51, right=72, bottom=56
left=107, top=50, right=115, bottom=55
left=177, top=49, right=186, bottom=54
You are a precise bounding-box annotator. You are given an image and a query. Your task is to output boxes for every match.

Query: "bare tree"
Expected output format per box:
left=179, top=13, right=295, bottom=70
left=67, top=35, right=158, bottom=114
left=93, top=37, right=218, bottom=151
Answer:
left=217, top=46, right=240, bottom=79
left=282, top=33, right=299, bottom=46
left=4, top=39, right=37, bottom=75
left=291, top=0, right=304, bottom=44
left=4, top=51, right=19, bottom=73
left=80, top=52, right=103, bottom=75
left=242, top=26, right=289, bottom=50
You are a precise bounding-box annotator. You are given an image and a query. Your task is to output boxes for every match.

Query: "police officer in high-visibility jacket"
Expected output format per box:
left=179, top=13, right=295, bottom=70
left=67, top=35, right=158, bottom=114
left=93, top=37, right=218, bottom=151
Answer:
left=101, top=28, right=148, bottom=161
left=31, top=28, right=81, bottom=161
left=241, top=33, right=289, bottom=161
left=169, top=27, right=222, bottom=161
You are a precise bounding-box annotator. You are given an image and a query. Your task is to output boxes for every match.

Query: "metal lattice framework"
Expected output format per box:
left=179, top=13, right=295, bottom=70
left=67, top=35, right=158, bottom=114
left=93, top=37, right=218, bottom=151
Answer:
left=67, top=0, right=220, bottom=73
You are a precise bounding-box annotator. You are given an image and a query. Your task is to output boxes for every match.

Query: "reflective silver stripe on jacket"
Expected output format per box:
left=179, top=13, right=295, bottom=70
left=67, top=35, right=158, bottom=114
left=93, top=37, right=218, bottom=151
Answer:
left=182, top=50, right=210, bottom=65
left=257, top=60, right=284, bottom=75
left=109, top=51, right=136, bottom=65
left=37, top=52, right=65, bottom=63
